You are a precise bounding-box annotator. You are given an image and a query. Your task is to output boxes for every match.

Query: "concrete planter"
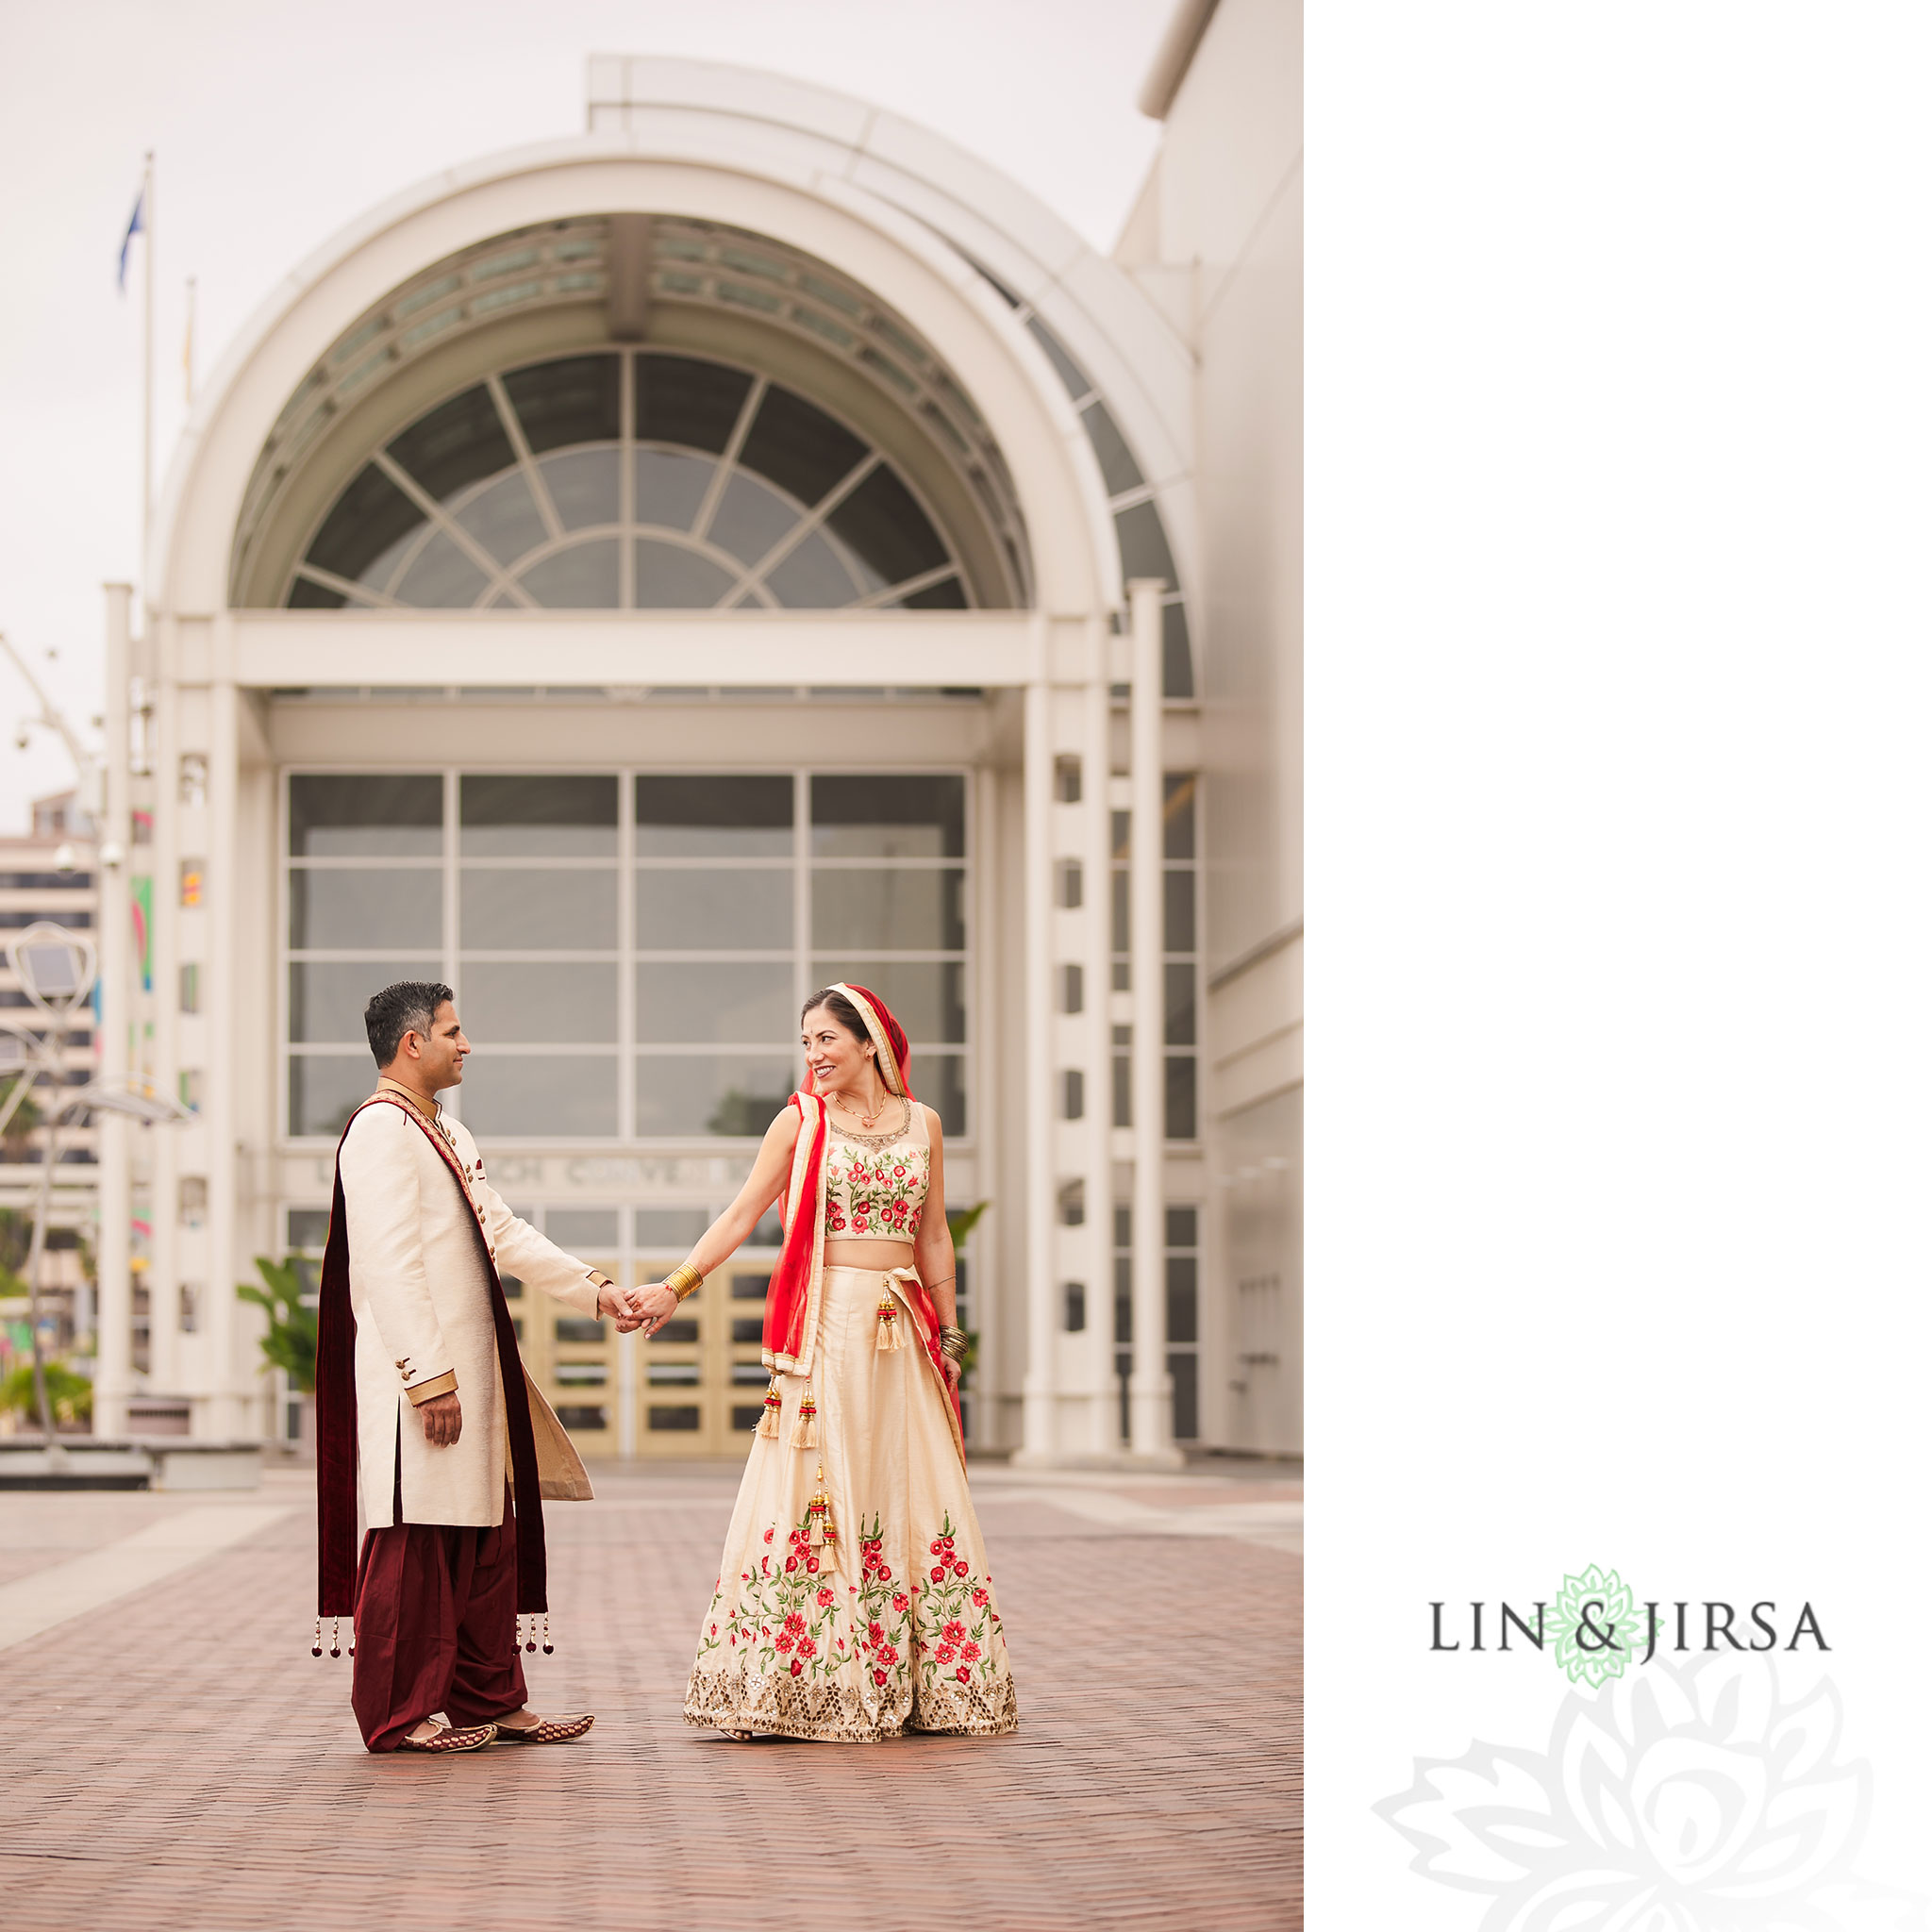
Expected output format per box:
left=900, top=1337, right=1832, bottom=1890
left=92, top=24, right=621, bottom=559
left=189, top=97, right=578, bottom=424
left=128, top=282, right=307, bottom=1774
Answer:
left=0, top=1437, right=264, bottom=1491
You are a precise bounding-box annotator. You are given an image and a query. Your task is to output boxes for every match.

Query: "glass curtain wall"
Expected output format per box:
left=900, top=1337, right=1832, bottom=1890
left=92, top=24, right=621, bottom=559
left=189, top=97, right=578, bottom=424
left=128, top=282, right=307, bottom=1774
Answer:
left=1112, top=1202, right=1201, bottom=1443
left=1109, top=772, right=1201, bottom=1141
left=285, top=769, right=970, bottom=1142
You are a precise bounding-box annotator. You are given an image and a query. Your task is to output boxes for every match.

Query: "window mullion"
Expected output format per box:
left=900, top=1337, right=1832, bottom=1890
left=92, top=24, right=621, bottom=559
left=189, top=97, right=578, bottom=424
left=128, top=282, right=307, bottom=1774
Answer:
left=847, top=562, right=960, bottom=612
left=442, top=768, right=460, bottom=1124
left=487, top=373, right=564, bottom=544
left=795, top=768, right=809, bottom=1058
left=620, top=764, right=636, bottom=1141
left=743, top=451, right=880, bottom=582
left=690, top=377, right=767, bottom=543
left=618, top=353, right=636, bottom=610
left=292, top=561, right=402, bottom=609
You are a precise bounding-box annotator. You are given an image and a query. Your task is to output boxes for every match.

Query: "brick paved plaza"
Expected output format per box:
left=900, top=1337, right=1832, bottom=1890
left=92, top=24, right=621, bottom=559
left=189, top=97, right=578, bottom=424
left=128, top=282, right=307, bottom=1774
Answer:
left=1, top=1459, right=1300, bottom=1930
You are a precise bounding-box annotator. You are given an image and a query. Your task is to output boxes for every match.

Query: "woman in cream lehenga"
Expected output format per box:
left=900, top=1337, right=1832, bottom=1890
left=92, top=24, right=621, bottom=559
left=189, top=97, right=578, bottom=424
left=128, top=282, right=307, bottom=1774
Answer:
left=634, top=982, right=1019, bottom=1742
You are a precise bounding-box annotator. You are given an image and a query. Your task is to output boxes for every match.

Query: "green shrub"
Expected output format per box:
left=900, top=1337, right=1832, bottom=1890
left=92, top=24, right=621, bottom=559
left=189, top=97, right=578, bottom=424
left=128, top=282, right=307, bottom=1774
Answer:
left=0, top=1358, right=92, bottom=1426
left=236, top=1256, right=318, bottom=1393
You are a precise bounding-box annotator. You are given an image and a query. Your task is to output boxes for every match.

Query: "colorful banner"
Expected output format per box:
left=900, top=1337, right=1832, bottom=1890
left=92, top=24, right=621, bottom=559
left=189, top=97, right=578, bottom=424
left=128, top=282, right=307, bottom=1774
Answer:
left=131, top=875, right=152, bottom=993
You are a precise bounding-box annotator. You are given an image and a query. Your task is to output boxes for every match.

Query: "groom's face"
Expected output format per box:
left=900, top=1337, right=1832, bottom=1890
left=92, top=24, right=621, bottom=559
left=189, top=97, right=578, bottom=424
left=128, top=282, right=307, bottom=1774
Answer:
left=412, top=1001, right=470, bottom=1092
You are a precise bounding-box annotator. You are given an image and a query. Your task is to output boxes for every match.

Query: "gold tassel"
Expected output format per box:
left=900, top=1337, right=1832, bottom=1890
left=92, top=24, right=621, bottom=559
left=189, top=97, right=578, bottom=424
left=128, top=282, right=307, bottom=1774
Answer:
left=757, top=1375, right=783, bottom=1439
left=791, top=1383, right=820, bottom=1449
left=807, top=1464, right=837, bottom=1568
left=875, top=1291, right=905, bottom=1352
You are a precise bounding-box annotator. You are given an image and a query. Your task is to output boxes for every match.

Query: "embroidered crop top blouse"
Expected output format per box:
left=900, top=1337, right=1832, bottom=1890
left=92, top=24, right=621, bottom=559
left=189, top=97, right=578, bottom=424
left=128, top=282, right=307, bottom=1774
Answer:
left=824, top=1100, right=931, bottom=1242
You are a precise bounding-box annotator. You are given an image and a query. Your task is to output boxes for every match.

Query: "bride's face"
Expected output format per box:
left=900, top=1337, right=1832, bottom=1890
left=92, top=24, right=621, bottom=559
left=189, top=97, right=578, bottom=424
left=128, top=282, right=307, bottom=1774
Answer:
left=802, top=1007, right=874, bottom=1094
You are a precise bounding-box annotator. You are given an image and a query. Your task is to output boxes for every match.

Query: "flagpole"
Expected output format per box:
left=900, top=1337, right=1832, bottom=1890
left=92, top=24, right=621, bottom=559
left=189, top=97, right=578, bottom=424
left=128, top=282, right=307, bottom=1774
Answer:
left=141, top=151, right=154, bottom=613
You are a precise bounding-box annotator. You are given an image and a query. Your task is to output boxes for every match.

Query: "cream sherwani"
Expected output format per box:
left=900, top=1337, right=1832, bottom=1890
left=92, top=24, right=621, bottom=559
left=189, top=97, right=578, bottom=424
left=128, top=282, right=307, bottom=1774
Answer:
left=340, top=1080, right=603, bottom=1529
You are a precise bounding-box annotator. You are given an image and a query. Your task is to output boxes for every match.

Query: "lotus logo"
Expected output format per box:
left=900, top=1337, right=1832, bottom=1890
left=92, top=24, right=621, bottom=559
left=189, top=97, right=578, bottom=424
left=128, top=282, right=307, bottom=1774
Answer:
left=1376, top=1652, right=1918, bottom=1928
left=1430, top=1565, right=1829, bottom=1686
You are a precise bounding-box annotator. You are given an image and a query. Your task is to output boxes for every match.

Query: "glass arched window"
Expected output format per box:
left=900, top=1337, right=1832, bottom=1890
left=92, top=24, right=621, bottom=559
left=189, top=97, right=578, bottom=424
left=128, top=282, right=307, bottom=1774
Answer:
left=286, top=351, right=970, bottom=612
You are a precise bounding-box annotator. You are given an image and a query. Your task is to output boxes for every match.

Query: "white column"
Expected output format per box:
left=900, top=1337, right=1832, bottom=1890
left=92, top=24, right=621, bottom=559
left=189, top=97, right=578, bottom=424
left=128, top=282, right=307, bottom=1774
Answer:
left=1083, top=621, right=1119, bottom=1452
left=971, top=762, right=1001, bottom=1451
left=94, top=584, right=135, bottom=1436
left=1128, top=579, right=1179, bottom=1464
left=1017, top=670, right=1058, bottom=1461
left=617, top=1325, right=637, bottom=1458
left=201, top=674, right=243, bottom=1437
left=148, top=665, right=181, bottom=1395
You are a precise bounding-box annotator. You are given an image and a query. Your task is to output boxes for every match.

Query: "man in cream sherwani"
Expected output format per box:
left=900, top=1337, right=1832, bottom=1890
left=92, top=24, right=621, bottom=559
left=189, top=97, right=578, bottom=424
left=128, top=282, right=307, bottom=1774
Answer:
left=326, top=980, right=655, bottom=1754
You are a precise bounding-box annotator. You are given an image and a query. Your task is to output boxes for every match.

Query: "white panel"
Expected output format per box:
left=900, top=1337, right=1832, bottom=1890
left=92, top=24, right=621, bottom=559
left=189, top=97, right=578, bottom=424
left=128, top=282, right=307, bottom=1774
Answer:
left=1044, top=251, right=1194, bottom=488
left=232, top=611, right=1036, bottom=690
left=617, top=56, right=877, bottom=149
left=855, top=119, right=1091, bottom=284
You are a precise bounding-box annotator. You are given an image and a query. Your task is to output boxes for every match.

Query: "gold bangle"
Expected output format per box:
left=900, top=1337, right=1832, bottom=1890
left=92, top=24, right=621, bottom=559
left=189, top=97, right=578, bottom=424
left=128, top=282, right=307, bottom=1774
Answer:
left=939, top=1325, right=968, bottom=1364
left=664, top=1260, right=704, bottom=1301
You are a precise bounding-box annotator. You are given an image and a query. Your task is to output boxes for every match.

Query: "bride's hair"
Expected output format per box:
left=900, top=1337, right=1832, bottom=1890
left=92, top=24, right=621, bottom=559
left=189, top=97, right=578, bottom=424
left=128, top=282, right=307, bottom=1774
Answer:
left=800, top=987, right=871, bottom=1051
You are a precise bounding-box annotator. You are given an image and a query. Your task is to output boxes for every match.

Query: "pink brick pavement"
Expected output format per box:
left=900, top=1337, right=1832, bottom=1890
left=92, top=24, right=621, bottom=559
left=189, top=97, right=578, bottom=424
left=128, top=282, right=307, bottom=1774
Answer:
left=1, top=1463, right=1300, bottom=1929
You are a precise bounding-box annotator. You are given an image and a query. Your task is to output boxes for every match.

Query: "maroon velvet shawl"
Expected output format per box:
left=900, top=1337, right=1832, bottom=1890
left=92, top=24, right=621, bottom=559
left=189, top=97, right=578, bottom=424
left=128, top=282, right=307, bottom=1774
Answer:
left=315, top=1094, right=547, bottom=1618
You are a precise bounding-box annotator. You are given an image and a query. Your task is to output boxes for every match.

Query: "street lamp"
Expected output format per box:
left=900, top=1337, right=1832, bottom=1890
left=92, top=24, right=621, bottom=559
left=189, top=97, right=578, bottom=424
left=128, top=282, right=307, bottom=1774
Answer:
left=1, top=924, right=191, bottom=1445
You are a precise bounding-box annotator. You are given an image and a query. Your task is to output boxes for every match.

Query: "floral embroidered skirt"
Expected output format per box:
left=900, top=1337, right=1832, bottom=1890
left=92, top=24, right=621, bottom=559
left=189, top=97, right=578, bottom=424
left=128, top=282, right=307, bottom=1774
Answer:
left=683, top=1265, right=1020, bottom=1741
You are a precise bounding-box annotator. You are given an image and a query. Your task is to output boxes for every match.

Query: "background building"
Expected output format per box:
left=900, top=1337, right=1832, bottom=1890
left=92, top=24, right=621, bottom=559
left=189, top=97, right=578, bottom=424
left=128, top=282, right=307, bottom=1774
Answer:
left=0, top=791, right=101, bottom=1400
left=90, top=4, right=1299, bottom=1464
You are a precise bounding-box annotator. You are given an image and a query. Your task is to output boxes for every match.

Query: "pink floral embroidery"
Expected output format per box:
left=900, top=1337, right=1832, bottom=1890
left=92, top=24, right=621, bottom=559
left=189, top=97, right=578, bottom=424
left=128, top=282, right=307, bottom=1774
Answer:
left=696, top=1505, right=1007, bottom=1712
left=910, top=1509, right=1008, bottom=1699
left=827, top=1141, right=929, bottom=1248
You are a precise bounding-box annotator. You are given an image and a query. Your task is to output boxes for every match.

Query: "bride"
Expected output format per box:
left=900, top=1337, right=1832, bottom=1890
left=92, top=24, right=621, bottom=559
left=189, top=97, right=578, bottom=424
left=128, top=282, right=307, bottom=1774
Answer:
left=633, top=982, right=1019, bottom=1741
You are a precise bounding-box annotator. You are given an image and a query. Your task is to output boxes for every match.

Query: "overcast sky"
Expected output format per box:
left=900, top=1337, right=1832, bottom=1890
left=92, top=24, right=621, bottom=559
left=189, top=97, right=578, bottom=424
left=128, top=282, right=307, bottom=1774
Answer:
left=0, top=0, right=1174, bottom=833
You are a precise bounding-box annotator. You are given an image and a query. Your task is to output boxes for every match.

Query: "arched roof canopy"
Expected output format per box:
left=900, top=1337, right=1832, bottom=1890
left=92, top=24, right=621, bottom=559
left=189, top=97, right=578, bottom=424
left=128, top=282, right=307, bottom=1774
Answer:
left=232, top=216, right=1035, bottom=616
left=159, top=64, right=1197, bottom=691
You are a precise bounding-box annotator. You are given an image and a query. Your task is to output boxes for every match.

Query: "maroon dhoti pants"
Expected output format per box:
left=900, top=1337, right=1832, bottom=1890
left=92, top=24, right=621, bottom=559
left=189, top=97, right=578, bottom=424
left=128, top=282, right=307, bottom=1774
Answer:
left=350, top=1491, right=528, bottom=1753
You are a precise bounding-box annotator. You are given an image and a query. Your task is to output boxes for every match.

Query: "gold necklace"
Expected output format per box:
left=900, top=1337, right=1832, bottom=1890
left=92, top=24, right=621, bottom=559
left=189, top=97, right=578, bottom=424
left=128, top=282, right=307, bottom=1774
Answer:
left=832, top=1086, right=898, bottom=1132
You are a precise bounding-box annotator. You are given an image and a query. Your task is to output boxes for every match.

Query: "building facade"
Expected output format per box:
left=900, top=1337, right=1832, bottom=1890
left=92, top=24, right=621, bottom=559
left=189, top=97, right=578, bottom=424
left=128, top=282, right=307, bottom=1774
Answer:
left=92, top=17, right=1300, bottom=1463
left=0, top=792, right=102, bottom=1393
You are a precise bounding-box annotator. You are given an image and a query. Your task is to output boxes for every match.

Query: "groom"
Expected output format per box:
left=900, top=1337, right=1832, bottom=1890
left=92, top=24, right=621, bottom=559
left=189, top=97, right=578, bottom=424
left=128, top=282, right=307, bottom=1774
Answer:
left=315, top=980, right=670, bottom=1753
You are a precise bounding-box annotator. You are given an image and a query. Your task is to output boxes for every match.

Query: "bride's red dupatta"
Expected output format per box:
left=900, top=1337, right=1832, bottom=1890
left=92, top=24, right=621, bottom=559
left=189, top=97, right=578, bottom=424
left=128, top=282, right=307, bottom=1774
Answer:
left=761, top=983, right=959, bottom=1431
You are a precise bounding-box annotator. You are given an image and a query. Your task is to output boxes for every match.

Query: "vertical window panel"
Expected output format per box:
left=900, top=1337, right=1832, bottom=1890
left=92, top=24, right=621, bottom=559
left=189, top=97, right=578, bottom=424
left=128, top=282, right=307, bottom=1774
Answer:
left=289, top=767, right=971, bottom=1146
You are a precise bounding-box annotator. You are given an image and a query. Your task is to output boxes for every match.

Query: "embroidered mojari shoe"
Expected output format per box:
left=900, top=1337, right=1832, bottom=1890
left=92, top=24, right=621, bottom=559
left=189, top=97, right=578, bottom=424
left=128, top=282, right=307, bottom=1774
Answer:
left=492, top=1713, right=595, bottom=1744
left=397, top=1722, right=498, bottom=1754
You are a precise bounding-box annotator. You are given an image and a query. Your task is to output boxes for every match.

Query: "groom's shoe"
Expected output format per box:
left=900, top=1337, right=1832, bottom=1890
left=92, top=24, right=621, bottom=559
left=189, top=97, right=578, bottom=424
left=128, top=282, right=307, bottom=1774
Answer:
left=397, top=1721, right=498, bottom=1754
left=492, top=1712, right=595, bottom=1744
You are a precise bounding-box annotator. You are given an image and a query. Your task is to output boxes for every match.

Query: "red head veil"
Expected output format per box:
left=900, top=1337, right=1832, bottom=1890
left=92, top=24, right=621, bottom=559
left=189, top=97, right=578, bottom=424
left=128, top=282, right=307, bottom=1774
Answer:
left=824, top=982, right=914, bottom=1105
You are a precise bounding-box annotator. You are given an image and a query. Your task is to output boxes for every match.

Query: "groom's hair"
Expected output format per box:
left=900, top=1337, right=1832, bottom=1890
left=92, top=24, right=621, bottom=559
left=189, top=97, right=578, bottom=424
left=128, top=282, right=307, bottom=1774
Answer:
left=365, top=981, right=454, bottom=1068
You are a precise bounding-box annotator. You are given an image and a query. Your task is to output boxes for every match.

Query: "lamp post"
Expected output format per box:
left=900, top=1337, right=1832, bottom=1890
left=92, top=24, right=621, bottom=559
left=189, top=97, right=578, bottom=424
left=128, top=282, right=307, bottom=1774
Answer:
left=2, top=924, right=189, bottom=1443
left=0, top=631, right=103, bottom=829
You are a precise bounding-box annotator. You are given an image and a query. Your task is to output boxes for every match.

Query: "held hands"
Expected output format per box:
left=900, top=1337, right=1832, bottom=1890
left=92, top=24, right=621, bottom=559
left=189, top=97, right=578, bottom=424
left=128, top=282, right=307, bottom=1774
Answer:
left=630, top=1282, right=680, bottom=1338
left=939, top=1354, right=962, bottom=1393
left=597, top=1280, right=679, bottom=1336
left=599, top=1281, right=647, bottom=1334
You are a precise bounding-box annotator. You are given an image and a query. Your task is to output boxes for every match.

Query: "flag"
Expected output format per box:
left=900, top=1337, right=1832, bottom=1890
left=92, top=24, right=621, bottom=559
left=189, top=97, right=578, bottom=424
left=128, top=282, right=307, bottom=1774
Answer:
left=117, top=183, right=145, bottom=292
